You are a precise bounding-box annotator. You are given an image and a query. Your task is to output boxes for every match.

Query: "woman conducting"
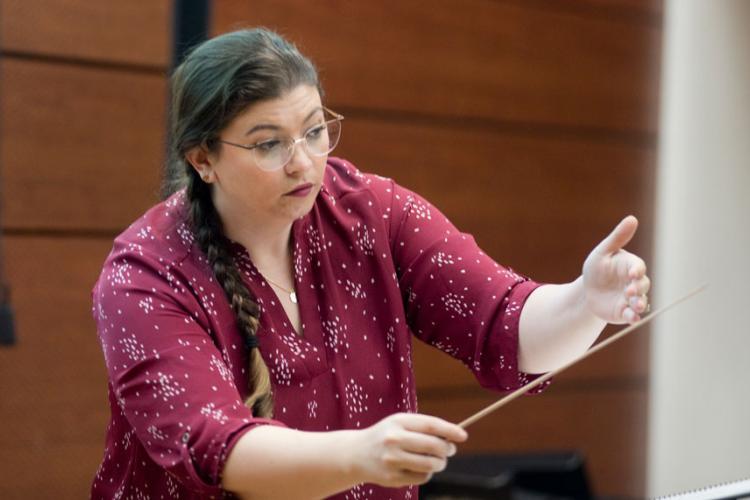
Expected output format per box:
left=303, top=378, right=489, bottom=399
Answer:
left=91, top=28, right=650, bottom=499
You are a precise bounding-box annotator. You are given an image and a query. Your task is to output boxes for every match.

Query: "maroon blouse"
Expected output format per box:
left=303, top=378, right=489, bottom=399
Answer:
left=91, top=158, right=543, bottom=499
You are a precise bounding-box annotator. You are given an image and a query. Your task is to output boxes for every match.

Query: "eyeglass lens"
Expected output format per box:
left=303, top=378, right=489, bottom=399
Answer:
left=254, top=120, right=342, bottom=171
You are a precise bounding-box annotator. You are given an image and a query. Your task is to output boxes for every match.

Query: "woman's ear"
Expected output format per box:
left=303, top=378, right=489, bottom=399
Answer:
left=185, top=145, right=215, bottom=183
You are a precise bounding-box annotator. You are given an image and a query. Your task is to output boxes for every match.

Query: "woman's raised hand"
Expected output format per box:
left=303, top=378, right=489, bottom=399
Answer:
left=353, top=413, right=468, bottom=487
left=582, top=215, right=651, bottom=324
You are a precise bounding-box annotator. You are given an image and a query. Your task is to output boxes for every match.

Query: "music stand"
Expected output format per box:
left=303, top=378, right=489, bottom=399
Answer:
left=421, top=451, right=593, bottom=500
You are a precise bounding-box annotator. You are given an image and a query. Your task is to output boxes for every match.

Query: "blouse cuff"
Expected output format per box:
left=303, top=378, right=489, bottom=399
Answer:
left=507, top=279, right=552, bottom=393
left=182, top=417, right=288, bottom=496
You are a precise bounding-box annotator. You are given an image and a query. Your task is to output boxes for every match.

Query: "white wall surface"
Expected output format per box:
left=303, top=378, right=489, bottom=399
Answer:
left=648, top=0, right=750, bottom=496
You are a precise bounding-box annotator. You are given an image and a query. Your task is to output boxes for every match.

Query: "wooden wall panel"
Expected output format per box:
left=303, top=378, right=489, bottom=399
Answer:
left=0, top=58, right=165, bottom=231
left=0, top=0, right=171, bottom=67
left=580, top=0, right=662, bottom=16
left=523, top=0, right=663, bottom=20
left=214, top=0, right=661, bottom=133
left=0, top=237, right=112, bottom=498
left=0, top=1, right=171, bottom=497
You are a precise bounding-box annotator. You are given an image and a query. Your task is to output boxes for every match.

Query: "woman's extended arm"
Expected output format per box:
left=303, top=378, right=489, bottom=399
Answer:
left=222, top=412, right=467, bottom=499
left=518, top=216, right=651, bottom=374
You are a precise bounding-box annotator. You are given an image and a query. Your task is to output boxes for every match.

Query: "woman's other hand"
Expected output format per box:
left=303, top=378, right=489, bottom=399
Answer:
left=582, top=215, right=651, bottom=324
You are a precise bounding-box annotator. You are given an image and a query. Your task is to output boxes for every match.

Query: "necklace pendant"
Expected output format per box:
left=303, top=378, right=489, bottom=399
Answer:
left=289, top=291, right=298, bottom=304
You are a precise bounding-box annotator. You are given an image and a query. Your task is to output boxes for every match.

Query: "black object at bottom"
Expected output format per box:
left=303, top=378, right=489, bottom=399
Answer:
left=420, top=451, right=592, bottom=500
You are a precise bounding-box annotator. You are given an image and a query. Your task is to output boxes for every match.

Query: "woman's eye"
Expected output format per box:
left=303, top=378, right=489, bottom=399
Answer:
left=306, top=125, right=325, bottom=140
left=255, top=140, right=281, bottom=153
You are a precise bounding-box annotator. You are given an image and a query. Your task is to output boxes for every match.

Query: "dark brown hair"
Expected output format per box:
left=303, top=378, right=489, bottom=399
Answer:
left=166, top=28, right=320, bottom=417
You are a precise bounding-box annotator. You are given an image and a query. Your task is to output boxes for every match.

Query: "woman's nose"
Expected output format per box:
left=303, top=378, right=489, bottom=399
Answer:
left=284, top=139, right=314, bottom=174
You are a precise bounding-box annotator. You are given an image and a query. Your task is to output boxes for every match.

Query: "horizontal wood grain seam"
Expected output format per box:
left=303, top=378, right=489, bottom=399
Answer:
left=494, top=0, right=663, bottom=27
left=1, top=227, right=120, bottom=239
left=335, top=106, right=658, bottom=149
left=0, top=50, right=168, bottom=76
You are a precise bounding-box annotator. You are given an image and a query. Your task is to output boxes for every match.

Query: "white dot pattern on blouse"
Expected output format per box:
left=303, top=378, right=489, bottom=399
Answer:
left=90, top=157, right=546, bottom=499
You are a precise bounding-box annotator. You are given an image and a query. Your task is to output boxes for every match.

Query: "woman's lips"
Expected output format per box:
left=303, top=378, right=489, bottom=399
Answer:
left=285, top=182, right=313, bottom=197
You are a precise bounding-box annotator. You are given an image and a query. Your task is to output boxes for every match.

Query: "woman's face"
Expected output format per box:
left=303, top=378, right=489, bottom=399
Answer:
left=204, top=84, right=328, bottom=231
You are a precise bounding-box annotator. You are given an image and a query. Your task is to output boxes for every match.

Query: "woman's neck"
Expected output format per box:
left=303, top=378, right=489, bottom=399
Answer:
left=216, top=206, right=294, bottom=275
left=232, top=223, right=293, bottom=270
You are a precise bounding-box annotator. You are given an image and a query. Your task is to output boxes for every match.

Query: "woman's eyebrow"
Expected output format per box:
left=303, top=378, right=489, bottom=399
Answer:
left=244, top=123, right=280, bottom=136
left=303, top=106, right=324, bottom=124
left=244, top=107, right=324, bottom=136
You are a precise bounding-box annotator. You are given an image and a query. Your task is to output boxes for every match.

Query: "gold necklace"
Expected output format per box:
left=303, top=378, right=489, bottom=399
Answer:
left=262, top=275, right=298, bottom=304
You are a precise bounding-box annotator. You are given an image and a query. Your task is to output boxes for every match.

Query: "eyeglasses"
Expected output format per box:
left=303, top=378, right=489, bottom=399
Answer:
left=218, top=107, right=344, bottom=171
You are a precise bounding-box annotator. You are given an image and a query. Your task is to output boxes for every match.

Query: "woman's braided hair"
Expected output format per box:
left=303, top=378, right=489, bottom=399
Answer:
left=164, top=28, right=320, bottom=417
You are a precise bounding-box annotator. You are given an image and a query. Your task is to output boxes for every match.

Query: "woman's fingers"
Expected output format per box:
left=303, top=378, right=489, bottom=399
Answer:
left=397, top=413, right=468, bottom=444
left=623, top=306, right=639, bottom=323
left=624, top=272, right=650, bottom=321
left=582, top=218, right=651, bottom=324
left=363, top=413, right=467, bottom=487
left=627, top=275, right=651, bottom=297
left=628, top=293, right=648, bottom=310
left=595, top=215, right=639, bottom=255
left=383, top=447, right=448, bottom=474
left=619, top=254, right=650, bottom=320
left=385, top=430, right=456, bottom=459
left=627, top=255, right=647, bottom=280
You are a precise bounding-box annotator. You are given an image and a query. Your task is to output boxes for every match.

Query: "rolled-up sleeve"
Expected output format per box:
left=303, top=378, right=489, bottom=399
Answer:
left=93, top=249, right=286, bottom=494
